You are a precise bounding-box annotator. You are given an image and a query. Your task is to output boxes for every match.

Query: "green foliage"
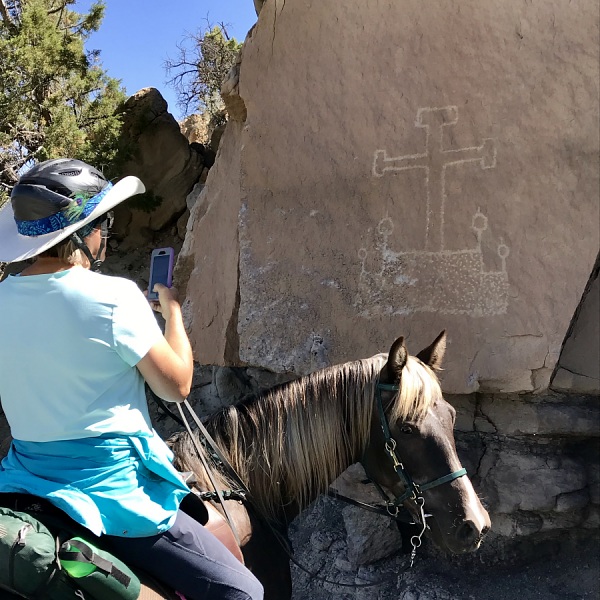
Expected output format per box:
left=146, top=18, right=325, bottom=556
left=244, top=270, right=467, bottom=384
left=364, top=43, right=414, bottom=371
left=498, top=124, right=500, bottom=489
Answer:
left=0, top=0, right=127, bottom=190
left=127, top=189, right=163, bottom=213
left=165, top=22, right=242, bottom=120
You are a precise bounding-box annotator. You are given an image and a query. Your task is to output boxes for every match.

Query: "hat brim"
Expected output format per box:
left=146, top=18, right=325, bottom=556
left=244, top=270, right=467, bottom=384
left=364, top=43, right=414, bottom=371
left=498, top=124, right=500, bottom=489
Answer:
left=0, top=176, right=145, bottom=263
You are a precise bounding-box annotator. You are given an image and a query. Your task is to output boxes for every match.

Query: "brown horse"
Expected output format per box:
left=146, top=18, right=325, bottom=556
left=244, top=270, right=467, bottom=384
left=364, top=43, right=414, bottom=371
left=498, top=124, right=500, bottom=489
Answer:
left=168, top=331, right=491, bottom=599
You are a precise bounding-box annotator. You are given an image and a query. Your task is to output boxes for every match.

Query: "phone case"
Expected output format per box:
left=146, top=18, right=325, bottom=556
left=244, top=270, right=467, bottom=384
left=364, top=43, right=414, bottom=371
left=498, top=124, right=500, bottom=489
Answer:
left=147, top=247, right=174, bottom=300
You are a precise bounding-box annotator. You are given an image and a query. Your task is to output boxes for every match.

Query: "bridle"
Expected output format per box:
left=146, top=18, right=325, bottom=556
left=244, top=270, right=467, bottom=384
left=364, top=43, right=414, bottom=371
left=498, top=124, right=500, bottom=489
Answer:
left=369, top=382, right=467, bottom=564
left=374, top=383, right=467, bottom=511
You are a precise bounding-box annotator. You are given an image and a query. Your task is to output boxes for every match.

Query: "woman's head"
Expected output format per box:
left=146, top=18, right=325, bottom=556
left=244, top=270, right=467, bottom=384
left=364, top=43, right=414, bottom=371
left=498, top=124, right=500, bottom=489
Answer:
left=0, top=158, right=144, bottom=269
left=38, top=210, right=114, bottom=267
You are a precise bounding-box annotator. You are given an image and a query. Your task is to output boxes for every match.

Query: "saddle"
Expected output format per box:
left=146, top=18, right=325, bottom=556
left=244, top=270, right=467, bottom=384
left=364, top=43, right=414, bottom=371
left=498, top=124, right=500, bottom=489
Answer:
left=0, top=490, right=244, bottom=600
left=180, top=487, right=244, bottom=564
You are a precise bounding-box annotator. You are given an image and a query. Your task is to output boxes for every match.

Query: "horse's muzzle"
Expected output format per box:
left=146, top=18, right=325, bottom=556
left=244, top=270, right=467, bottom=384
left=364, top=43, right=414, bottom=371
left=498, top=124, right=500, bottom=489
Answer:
left=455, top=519, right=490, bottom=552
left=427, top=510, right=491, bottom=554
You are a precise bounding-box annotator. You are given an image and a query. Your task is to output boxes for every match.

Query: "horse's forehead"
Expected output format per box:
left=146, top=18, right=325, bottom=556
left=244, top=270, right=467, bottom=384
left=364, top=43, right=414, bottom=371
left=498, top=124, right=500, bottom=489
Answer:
left=426, top=396, right=455, bottom=426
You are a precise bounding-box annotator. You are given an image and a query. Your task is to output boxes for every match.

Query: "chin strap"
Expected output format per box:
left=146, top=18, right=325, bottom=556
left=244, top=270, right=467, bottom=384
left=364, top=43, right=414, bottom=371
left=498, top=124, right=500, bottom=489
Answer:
left=69, top=231, right=106, bottom=272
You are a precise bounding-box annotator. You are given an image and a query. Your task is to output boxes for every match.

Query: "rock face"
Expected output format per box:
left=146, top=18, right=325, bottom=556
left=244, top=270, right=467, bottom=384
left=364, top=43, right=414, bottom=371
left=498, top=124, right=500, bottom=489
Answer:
left=181, top=0, right=599, bottom=398
left=114, top=88, right=204, bottom=245
left=180, top=113, right=210, bottom=144
left=178, top=120, right=245, bottom=364
left=552, top=254, right=600, bottom=394
left=177, top=0, right=599, bottom=562
left=221, top=48, right=247, bottom=122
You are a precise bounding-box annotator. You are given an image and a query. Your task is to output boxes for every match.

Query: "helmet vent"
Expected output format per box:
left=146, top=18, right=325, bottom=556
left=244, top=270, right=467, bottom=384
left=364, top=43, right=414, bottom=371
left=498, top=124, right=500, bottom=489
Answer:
left=59, top=169, right=82, bottom=176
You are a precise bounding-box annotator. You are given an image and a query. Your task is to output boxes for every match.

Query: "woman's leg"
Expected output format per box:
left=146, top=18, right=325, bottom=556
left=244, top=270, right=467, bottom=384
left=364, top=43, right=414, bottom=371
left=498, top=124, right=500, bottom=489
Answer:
left=104, top=510, right=263, bottom=600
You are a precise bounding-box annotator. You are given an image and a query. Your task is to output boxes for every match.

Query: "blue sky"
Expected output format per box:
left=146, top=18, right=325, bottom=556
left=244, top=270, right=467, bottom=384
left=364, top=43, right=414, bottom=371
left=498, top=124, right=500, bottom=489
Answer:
left=78, top=1, right=257, bottom=120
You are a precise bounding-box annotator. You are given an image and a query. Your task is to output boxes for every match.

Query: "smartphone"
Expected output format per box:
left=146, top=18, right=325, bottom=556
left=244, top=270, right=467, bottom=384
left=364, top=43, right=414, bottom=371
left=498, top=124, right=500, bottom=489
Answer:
left=147, top=247, right=174, bottom=301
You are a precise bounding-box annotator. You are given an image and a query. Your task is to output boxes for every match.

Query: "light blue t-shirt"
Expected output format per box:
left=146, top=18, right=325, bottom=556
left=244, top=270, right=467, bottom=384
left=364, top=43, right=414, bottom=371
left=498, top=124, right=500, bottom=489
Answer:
left=0, top=267, right=190, bottom=536
left=0, top=267, right=162, bottom=441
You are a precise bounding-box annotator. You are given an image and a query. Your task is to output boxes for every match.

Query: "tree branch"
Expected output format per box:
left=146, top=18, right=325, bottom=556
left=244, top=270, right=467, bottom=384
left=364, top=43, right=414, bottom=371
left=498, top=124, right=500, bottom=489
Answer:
left=0, top=0, right=18, bottom=32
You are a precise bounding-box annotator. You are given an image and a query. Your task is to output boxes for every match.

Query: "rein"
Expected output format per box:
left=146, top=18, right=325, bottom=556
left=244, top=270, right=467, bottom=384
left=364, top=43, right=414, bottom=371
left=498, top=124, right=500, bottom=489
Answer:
left=325, top=488, right=414, bottom=523
left=176, top=400, right=247, bottom=546
left=176, top=400, right=390, bottom=589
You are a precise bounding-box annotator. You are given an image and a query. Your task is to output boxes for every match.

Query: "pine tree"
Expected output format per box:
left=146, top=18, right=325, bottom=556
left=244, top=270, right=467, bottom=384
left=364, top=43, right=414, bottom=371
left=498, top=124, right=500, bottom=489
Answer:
left=0, top=0, right=126, bottom=205
left=166, top=23, right=242, bottom=124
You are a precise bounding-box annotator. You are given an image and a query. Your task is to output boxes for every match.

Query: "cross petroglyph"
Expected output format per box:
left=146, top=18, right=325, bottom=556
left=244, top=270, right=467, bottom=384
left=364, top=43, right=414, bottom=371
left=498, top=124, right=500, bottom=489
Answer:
left=373, top=106, right=497, bottom=252
left=357, top=106, right=509, bottom=318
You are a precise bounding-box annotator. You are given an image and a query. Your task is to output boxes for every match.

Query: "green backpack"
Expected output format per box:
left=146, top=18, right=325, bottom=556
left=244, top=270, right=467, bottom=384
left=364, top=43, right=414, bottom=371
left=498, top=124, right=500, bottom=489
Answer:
left=58, top=536, right=141, bottom=600
left=0, top=507, right=140, bottom=600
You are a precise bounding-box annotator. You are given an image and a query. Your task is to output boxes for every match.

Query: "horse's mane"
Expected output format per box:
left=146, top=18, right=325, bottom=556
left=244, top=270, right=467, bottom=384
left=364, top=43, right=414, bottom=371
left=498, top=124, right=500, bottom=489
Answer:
left=170, top=353, right=441, bottom=521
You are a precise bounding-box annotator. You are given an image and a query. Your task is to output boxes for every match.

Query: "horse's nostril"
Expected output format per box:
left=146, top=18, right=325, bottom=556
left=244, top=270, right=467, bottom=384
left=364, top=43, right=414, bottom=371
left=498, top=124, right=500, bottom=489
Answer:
left=457, top=520, right=480, bottom=544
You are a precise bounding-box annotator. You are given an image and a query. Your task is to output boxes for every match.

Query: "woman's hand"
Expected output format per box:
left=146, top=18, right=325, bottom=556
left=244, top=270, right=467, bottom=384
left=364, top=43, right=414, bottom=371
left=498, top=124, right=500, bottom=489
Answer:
left=147, top=283, right=180, bottom=321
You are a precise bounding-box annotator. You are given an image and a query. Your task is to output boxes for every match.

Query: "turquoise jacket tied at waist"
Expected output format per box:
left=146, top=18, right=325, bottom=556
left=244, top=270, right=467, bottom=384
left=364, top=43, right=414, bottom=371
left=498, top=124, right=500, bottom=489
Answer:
left=0, top=432, right=190, bottom=537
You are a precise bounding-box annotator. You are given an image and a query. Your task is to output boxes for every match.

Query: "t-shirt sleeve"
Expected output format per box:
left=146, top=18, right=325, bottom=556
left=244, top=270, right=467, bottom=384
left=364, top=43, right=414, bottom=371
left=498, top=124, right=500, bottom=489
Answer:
left=112, top=281, right=164, bottom=366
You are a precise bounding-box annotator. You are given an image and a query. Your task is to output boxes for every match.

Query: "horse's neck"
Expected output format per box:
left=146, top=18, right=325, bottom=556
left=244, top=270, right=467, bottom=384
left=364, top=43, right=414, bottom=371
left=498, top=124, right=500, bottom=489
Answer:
left=250, top=370, right=371, bottom=518
left=194, top=458, right=230, bottom=494
left=187, top=361, right=377, bottom=523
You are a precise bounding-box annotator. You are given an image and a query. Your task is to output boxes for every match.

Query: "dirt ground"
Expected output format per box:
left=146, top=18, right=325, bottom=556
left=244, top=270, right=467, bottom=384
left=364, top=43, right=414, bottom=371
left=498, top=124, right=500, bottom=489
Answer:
left=288, top=496, right=600, bottom=600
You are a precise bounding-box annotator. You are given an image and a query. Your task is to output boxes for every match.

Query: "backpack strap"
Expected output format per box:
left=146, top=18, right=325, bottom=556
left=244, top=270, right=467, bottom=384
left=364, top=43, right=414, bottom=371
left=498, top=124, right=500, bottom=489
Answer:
left=59, top=539, right=131, bottom=587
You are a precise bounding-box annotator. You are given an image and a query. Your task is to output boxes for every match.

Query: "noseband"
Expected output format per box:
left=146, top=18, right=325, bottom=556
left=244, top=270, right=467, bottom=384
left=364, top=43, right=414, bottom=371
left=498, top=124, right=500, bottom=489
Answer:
left=370, top=382, right=467, bottom=564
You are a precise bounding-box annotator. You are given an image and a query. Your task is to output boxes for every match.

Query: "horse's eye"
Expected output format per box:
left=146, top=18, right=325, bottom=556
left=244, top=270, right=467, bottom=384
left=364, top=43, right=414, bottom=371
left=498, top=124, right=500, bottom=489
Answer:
left=400, top=425, right=413, bottom=434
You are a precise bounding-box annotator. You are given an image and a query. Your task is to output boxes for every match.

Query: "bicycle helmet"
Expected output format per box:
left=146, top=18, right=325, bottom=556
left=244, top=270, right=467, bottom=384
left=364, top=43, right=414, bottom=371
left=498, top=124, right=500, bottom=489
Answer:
left=0, top=158, right=145, bottom=268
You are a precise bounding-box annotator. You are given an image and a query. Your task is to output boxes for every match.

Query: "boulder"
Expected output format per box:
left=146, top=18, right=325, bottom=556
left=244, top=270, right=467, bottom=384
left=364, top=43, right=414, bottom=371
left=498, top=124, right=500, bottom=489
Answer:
left=342, top=504, right=403, bottom=567
left=180, top=113, right=210, bottom=144
left=115, top=87, right=203, bottom=245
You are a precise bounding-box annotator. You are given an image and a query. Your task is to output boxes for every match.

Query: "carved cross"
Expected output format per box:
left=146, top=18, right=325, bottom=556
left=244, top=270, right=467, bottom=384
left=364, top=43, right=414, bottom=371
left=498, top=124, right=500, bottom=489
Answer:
left=373, top=106, right=496, bottom=251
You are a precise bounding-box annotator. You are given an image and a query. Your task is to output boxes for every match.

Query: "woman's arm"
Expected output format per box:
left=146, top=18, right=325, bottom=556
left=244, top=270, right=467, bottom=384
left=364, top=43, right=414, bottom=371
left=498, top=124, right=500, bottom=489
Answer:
left=136, top=284, right=193, bottom=403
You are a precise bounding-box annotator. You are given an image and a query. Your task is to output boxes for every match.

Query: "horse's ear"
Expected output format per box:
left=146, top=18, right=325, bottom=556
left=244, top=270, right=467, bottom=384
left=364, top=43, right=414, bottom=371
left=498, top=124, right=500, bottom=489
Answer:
left=386, top=336, right=408, bottom=379
left=416, top=330, right=447, bottom=370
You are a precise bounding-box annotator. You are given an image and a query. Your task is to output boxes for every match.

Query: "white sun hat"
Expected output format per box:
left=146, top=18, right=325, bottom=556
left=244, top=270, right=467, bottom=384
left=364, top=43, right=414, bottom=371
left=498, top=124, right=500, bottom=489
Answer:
left=0, top=158, right=145, bottom=263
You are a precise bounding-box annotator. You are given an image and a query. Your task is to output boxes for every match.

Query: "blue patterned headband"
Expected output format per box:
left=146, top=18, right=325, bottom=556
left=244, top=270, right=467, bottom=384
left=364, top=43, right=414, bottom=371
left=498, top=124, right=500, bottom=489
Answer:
left=14, top=182, right=114, bottom=237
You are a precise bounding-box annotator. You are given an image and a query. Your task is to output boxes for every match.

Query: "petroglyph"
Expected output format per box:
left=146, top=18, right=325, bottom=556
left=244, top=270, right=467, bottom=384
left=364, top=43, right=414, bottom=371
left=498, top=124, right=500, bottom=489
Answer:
left=360, top=106, right=508, bottom=318
left=373, top=106, right=496, bottom=252
left=355, top=212, right=509, bottom=317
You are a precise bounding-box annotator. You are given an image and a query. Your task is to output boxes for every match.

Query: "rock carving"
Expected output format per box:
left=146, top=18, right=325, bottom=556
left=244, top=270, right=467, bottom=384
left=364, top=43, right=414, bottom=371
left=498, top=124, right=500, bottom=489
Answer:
left=359, top=106, right=508, bottom=318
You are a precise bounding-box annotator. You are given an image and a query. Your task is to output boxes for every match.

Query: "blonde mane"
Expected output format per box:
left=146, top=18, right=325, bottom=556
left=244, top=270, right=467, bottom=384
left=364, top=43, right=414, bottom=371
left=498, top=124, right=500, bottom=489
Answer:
left=388, top=356, right=442, bottom=424
left=171, top=353, right=442, bottom=521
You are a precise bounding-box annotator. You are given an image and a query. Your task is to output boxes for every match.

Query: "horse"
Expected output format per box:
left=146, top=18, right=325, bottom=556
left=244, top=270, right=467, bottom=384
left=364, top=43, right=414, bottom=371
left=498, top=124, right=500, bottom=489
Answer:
left=167, top=331, right=491, bottom=599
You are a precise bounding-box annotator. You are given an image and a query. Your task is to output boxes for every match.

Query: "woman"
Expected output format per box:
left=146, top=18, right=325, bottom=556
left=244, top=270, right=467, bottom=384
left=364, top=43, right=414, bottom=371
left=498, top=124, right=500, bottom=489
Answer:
left=0, top=158, right=263, bottom=600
